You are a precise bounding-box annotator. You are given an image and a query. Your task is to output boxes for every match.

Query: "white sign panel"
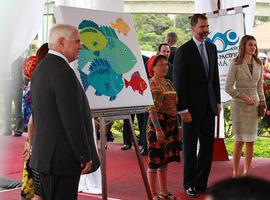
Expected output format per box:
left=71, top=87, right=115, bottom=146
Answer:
left=55, top=6, right=154, bottom=110
left=207, top=13, right=245, bottom=102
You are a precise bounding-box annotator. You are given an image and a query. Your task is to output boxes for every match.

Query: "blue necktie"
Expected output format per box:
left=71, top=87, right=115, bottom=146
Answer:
left=200, top=43, right=209, bottom=77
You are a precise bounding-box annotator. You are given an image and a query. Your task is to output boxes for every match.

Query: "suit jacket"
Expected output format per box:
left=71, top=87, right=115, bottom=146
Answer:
left=225, top=59, right=265, bottom=102
left=169, top=46, right=178, bottom=64
left=30, top=54, right=99, bottom=176
left=173, top=39, right=220, bottom=118
left=142, top=55, right=150, bottom=79
left=166, top=62, right=174, bottom=82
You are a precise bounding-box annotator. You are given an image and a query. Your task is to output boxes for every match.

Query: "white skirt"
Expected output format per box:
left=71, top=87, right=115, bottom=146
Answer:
left=78, top=118, right=101, bottom=194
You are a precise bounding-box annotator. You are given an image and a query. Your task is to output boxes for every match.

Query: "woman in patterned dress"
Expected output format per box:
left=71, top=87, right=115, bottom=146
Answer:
left=147, top=55, right=181, bottom=200
left=225, top=35, right=266, bottom=177
left=21, top=43, right=49, bottom=200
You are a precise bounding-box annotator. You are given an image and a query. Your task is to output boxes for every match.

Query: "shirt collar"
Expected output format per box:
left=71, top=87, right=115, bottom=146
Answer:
left=48, top=50, right=69, bottom=64
left=193, top=36, right=205, bottom=47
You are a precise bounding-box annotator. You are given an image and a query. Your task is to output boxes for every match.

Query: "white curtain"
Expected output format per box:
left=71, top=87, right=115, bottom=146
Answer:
left=55, top=0, right=124, bottom=12
left=0, top=0, right=44, bottom=79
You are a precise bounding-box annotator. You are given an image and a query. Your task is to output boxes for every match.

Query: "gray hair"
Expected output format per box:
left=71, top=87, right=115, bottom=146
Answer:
left=166, top=32, right=178, bottom=41
left=48, top=24, right=77, bottom=48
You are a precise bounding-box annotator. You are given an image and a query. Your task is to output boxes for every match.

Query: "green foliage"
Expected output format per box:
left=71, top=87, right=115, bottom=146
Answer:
left=258, top=65, right=270, bottom=136
left=132, top=14, right=173, bottom=35
left=110, top=118, right=140, bottom=143
left=139, top=32, right=163, bottom=52
left=225, top=137, right=270, bottom=158
left=132, top=14, right=191, bottom=51
left=111, top=120, right=124, bottom=135
left=175, top=14, right=191, bottom=34
left=223, top=104, right=233, bottom=138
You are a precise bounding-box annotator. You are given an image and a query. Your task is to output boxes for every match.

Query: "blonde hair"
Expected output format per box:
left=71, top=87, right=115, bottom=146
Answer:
left=48, top=24, right=77, bottom=48
left=234, top=35, right=261, bottom=65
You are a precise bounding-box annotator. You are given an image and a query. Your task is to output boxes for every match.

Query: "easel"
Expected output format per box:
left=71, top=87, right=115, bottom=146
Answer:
left=92, top=107, right=152, bottom=200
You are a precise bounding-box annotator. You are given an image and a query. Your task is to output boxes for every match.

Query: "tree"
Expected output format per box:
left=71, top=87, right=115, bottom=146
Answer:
left=132, top=14, right=173, bottom=51
left=132, top=14, right=192, bottom=51
left=132, top=14, right=173, bottom=35
left=175, top=14, right=191, bottom=34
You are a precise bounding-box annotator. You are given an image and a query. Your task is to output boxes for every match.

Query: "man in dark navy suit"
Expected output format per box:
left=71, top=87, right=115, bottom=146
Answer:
left=173, top=14, right=221, bottom=198
left=30, top=24, right=99, bottom=200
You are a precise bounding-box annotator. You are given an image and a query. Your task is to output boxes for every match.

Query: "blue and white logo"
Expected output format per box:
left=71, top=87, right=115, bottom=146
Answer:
left=207, top=29, right=239, bottom=53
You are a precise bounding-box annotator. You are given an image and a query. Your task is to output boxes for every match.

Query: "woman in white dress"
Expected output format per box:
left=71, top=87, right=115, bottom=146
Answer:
left=225, top=35, right=266, bottom=177
left=78, top=118, right=102, bottom=194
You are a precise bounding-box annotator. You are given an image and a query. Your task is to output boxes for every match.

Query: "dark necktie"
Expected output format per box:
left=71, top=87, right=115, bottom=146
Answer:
left=200, top=42, right=209, bottom=77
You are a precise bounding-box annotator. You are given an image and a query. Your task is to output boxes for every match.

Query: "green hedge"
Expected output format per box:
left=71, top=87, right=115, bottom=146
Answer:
left=225, top=137, right=270, bottom=158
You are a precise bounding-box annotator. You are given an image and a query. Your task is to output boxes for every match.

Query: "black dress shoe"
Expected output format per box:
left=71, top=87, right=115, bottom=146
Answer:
left=121, top=144, right=131, bottom=150
left=140, top=148, right=148, bottom=156
left=185, top=186, right=198, bottom=198
left=197, top=187, right=207, bottom=194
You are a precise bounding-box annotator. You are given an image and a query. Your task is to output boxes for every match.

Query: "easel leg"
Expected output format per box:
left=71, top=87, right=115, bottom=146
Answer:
left=127, top=115, right=152, bottom=200
left=100, top=117, right=107, bottom=200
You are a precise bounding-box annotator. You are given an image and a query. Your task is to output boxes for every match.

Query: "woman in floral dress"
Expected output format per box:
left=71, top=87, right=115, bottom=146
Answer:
left=147, top=55, right=181, bottom=200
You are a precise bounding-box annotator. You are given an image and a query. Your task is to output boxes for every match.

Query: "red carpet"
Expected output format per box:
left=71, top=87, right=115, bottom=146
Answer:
left=0, top=134, right=270, bottom=200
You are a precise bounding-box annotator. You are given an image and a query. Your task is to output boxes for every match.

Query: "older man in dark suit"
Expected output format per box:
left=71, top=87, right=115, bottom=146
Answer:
left=173, top=14, right=221, bottom=198
left=30, top=24, right=99, bottom=200
left=166, top=32, right=178, bottom=64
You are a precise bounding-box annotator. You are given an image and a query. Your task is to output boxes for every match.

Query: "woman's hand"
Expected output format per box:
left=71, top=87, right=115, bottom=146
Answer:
left=244, top=96, right=256, bottom=105
left=22, top=147, right=30, bottom=161
left=156, top=129, right=165, bottom=143
left=238, top=94, right=256, bottom=105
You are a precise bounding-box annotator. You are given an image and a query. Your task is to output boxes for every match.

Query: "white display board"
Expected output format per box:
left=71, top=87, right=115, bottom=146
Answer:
left=207, top=13, right=245, bottom=103
left=55, top=6, right=153, bottom=111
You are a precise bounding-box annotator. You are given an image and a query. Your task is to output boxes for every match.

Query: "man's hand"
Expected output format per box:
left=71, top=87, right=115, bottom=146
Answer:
left=180, top=112, right=192, bottom=123
left=81, top=160, right=92, bottom=174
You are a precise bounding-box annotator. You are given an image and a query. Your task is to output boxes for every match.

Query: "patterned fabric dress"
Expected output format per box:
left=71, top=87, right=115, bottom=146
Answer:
left=22, top=84, right=31, bottom=129
left=147, top=77, right=180, bottom=169
left=21, top=83, right=42, bottom=198
left=21, top=140, right=34, bottom=199
left=21, top=84, right=35, bottom=199
left=21, top=56, right=42, bottom=199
